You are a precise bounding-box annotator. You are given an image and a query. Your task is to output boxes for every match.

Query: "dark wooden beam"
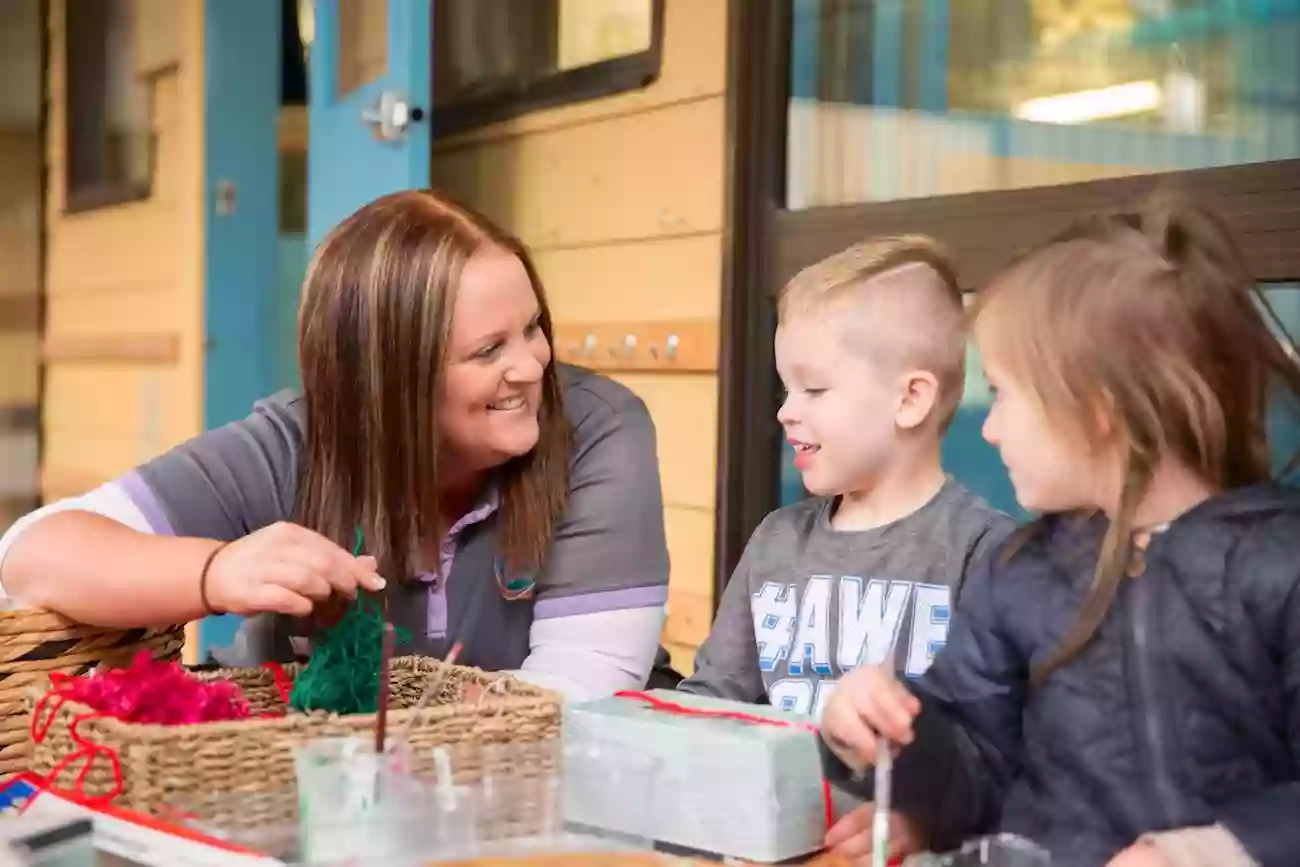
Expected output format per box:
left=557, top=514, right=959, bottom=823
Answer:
left=775, top=159, right=1300, bottom=290
left=714, top=0, right=791, bottom=608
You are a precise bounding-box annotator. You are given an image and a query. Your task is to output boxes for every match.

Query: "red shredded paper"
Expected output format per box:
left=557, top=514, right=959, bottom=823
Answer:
left=27, top=652, right=262, bottom=805
left=49, top=650, right=252, bottom=725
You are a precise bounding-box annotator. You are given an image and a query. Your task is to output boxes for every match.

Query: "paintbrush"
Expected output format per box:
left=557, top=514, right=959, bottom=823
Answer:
left=399, top=640, right=463, bottom=743
left=872, top=736, right=893, bottom=867
left=868, top=648, right=898, bottom=867
left=399, top=552, right=499, bottom=742
left=375, top=622, right=395, bottom=754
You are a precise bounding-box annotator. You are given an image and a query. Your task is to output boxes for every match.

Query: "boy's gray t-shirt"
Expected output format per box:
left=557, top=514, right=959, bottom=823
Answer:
left=680, top=480, right=1014, bottom=717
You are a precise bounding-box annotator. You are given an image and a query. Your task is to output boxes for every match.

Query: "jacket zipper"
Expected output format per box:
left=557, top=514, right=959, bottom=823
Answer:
left=1129, top=575, right=1182, bottom=827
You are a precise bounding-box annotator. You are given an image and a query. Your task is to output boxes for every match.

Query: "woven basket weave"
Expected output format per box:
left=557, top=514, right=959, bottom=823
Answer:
left=0, top=605, right=184, bottom=780
left=27, top=655, right=561, bottom=816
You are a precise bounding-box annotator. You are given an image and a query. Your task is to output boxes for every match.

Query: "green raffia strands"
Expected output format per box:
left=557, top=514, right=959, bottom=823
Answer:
left=287, top=531, right=409, bottom=715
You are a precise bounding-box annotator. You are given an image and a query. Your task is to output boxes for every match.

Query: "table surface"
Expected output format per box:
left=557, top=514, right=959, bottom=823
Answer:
left=96, top=853, right=844, bottom=867
left=97, top=846, right=846, bottom=867
left=437, top=853, right=846, bottom=867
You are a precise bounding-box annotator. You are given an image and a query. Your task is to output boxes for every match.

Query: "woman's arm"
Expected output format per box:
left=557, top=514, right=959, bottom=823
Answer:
left=1, top=510, right=221, bottom=627
left=1126, top=829, right=1258, bottom=867
left=513, top=374, right=669, bottom=701
left=0, top=393, right=309, bottom=626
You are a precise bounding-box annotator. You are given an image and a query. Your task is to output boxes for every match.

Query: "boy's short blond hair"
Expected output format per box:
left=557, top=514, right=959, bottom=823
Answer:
left=778, top=235, right=966, bottom=431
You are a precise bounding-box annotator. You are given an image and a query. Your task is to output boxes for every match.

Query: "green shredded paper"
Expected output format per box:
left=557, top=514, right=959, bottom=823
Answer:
left=288, top=530, right=408, bottom=715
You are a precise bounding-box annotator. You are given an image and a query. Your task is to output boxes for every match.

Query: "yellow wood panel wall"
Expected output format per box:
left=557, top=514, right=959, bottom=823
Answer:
left=0, top=129, right=42, bottom=530
left=42, top=0, right=204, bottom=496
left=428, top=0, right=729, bottom=673
left=0, top=334, right=39, bottom=408
left=0, top=132, right=41, bottom=303
left=43, top=0, right=205, bottom=654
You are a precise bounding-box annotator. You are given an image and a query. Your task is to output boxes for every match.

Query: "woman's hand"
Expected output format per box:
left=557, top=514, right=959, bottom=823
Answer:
left=826, top=802, right=925, bottom=862
left=204, top=522, right=386, bottom=617
left=1105, top=842, right=1173, bottom=867
left=821, top=663, right=921, bottom=773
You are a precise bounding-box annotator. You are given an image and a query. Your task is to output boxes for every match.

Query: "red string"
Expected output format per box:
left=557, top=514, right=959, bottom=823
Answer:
left=262, top=662, right=295, bottom=707
left=614, top=690, right=835, bottom=833
left=30, top=682, right=124, bottom=806
left=30, top=683, right=69, bottom=743
left=27, top=662, right=291, bottom=808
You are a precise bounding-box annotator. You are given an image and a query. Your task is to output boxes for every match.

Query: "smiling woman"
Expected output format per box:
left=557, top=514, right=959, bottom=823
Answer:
left=0, top=190, right=671, bottom=701
left=440, top=249, right=553, bottom=480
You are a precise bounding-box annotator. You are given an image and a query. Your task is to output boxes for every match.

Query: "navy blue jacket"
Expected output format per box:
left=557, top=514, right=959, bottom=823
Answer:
left=825, top=484, right=1300, bottom=867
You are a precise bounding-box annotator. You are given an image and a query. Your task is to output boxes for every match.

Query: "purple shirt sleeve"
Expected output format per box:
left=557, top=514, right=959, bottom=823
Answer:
left=533, top=369, right=671, bottom=620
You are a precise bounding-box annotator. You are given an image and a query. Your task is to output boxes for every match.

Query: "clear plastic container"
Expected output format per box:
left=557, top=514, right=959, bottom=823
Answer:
left=293, top=737, right=427, bottom=864
left=426, top=736, right=662, bottom=857
left=167, top=736, right=663, bottom=865
left=905, top=834, right=1053, bottom=867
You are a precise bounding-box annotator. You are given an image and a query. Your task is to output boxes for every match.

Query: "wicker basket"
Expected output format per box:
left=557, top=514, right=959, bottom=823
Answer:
left=0, top=604, right=184, bottom=779
left=27, top=655, right=561, bottom=815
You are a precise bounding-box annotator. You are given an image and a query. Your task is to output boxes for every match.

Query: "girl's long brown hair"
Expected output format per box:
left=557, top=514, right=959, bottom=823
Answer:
left=973, top=192, right=1300, bottom=684
left=295, top=190, right=571, bottom=604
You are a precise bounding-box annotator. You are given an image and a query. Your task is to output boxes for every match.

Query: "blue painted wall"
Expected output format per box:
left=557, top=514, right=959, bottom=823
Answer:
left=203, top=1, right=281, bottom=428
left=918, top=0, right=948, bottom=112
left=872, top=0, right=902, bottom=107
left=276, top=233, right=310, bottom=390
left=199, top=0, right=282, bottom=659
left=790, top=0, right=820, bottom=100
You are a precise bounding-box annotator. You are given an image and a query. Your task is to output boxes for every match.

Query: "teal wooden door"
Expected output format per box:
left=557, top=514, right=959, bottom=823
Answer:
left=199, top=0, right=431, bottom=661
left=199, top=0, right=283, bottom=660
left=307, top=0, right=431, bottom=247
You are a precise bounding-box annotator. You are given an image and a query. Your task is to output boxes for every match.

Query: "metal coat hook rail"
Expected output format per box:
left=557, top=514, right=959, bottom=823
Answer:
left=553, top=320, right=717, bottom=373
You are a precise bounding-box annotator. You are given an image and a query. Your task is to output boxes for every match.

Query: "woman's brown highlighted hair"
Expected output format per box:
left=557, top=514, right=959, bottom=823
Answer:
left=296, top=189, right=571, bottom=598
